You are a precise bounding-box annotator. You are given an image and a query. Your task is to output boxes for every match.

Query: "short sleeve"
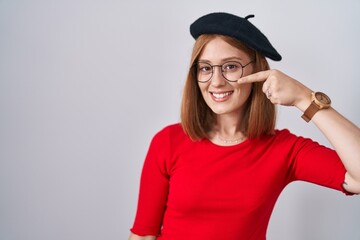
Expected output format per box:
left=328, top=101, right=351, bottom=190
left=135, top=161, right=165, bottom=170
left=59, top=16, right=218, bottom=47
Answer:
left=288, top=135, right=352, bottom=195
left=130, top=127, right=171, bottom=236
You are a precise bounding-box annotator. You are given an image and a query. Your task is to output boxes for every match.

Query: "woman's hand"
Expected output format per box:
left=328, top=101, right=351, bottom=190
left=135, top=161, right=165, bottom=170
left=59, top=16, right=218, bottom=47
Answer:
left=238, top=69, right=312, bottom=111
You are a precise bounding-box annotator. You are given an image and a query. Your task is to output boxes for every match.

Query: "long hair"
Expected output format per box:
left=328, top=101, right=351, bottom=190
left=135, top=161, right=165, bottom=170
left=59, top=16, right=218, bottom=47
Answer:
left=181, top=34, right=276, bottom=141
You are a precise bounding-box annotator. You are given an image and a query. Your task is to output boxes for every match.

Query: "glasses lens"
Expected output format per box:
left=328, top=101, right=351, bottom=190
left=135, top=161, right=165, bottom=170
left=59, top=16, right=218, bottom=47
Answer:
left=196, top=62, right=212, bottom=82
left=222, top=61, right=243, bottom=82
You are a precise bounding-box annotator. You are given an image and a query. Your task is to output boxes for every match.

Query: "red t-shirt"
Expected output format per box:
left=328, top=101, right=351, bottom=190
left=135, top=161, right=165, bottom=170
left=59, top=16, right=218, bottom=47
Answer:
left=131, top=123, right=349, bottom=239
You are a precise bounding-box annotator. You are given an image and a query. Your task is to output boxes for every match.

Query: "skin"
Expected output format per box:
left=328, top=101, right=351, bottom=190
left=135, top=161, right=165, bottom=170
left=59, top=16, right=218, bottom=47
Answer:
left=196, top=37, right=254, bottom=142
left=129, top=37, right=360, bottom=240
left=128, top=235, right=156, bottom=240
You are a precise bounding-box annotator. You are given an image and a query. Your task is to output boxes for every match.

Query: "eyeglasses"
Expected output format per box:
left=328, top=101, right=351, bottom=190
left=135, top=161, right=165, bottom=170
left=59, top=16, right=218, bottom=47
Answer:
left=194, top=60, right=254, bottom=83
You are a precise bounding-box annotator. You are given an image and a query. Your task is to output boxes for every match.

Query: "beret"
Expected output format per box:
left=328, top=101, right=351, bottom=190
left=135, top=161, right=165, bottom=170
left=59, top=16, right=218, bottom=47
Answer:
left=190, top=12, right=282, bottom=61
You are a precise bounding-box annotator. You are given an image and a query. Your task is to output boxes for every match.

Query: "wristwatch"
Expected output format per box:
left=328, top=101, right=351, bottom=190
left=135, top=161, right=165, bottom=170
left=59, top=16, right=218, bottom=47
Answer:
left=301, top=91, right=331, bottom=122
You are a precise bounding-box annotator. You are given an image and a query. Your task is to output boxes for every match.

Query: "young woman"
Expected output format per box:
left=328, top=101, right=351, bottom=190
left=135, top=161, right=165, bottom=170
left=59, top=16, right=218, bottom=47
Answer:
left=129, top=12, right=360, bottom=240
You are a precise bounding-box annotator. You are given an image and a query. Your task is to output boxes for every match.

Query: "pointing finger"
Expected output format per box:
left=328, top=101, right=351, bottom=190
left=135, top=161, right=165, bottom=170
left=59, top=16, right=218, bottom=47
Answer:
left=238, top=70, right=271, bottom=84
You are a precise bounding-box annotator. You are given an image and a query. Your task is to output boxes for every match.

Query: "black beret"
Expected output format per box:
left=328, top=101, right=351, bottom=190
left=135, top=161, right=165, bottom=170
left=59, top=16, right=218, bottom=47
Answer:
left=190, top=12, right=282, bottom=61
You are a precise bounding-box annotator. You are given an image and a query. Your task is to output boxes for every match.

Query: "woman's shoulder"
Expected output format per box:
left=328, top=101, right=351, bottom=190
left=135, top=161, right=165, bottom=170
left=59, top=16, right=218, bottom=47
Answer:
left=162, top=123, right=183, bottom=132
left=148, top=123, right=193, bottom=157
left=272, top=128, right=312, bottom=145
left=153, top=123, right=189, bottom=141
left=155, top=123, right=183, bottom=135
left=274, top=128, right=292, bottom=137
left=274, top=128, right=299, bottom=138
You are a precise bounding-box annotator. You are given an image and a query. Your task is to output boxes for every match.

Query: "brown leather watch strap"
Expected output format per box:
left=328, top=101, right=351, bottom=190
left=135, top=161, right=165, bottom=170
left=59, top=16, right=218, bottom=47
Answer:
left=301, top=102, right=319, bottom=122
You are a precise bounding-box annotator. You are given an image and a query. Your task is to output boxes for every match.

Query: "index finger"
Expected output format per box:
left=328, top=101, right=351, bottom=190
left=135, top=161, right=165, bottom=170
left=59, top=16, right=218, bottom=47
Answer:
left=237, top=70, right=271, bottom=84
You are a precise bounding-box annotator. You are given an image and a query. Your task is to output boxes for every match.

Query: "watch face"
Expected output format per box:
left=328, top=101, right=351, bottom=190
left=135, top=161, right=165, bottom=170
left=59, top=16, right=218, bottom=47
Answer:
left=315, top=92, right=331, bottom=104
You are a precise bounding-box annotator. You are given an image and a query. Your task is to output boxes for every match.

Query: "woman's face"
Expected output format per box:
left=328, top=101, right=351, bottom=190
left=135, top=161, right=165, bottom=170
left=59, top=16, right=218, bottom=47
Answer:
left=197, top=37, right=254, bottom=116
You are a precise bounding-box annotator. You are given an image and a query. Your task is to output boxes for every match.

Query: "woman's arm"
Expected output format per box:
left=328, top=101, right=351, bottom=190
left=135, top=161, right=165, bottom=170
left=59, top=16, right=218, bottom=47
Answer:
left=128, top=233, right=156, bottom=240
left=307, top=106, right=360, bottom=194
left=239, top=70, right=360, bottom=194
left=129, top=128, right=173, bottom=239
left=289, top=79, right=360, bottom=194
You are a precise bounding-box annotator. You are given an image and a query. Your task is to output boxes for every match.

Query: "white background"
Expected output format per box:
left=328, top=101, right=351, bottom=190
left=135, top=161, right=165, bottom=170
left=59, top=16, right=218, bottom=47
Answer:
left=1, top=0, right=359, bottom=239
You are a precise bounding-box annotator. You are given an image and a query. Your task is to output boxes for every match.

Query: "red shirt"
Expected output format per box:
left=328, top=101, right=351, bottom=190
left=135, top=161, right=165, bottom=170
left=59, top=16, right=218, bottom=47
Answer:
left=131, top=123, right=348, bottom=239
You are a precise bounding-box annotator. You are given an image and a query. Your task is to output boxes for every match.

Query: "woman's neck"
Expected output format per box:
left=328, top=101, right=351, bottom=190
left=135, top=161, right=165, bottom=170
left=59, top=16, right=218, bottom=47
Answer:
left=214, top=112, right=244, bottom=135
left=208, top=112, right=247, bottom=145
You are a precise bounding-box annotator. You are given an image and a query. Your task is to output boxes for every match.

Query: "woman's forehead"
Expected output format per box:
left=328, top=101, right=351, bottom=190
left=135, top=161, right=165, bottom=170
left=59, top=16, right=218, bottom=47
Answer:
left=199, top=38, right=249, bottom=62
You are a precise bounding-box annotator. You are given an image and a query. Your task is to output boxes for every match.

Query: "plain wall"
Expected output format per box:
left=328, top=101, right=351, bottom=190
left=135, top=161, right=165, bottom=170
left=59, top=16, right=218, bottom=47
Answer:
left=0, top=0, right=359, bottom=239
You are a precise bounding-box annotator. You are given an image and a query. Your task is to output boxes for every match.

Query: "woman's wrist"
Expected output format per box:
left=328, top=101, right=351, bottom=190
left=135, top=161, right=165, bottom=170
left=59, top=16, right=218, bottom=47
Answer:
left=295, top=88, right=313, bottom=113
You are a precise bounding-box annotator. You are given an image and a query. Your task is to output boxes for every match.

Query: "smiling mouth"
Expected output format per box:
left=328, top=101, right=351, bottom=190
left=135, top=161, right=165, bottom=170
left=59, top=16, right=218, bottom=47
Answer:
left=210, top=91, right=234, bottom=100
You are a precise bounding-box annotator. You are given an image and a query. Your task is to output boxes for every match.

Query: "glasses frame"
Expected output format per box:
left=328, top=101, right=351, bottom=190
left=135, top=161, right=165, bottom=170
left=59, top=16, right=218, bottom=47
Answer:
left=194, top=59, right=255, bottom=83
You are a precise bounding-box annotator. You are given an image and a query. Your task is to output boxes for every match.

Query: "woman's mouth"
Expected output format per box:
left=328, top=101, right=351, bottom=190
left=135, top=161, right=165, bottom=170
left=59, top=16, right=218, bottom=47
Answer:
left=210, top=91, right=234, bottom=102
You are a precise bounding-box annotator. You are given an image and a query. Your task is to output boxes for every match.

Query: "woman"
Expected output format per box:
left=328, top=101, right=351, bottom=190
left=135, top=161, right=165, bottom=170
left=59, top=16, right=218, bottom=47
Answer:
left=129, top=12, right=360, bottom=240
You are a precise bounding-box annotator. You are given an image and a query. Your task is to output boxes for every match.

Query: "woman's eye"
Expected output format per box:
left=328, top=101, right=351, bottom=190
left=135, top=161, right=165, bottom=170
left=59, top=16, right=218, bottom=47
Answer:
left=224, top=64, right=238, bottom=71
left=199, top=66, right=211, bottom=72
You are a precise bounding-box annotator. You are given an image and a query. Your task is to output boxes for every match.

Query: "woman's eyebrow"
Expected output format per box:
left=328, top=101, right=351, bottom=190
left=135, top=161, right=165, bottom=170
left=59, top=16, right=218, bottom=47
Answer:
left=197, top=56, right=243, bottom=63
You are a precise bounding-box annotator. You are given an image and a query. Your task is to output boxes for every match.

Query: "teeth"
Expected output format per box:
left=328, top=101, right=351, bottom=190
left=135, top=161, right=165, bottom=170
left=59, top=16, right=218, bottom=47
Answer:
left=212, top=92, right=231, bottom=99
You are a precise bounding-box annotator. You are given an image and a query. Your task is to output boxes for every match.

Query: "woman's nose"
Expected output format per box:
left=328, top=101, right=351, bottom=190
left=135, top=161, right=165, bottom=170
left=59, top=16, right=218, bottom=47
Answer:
left=210, top=67, right=227, bottom=87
